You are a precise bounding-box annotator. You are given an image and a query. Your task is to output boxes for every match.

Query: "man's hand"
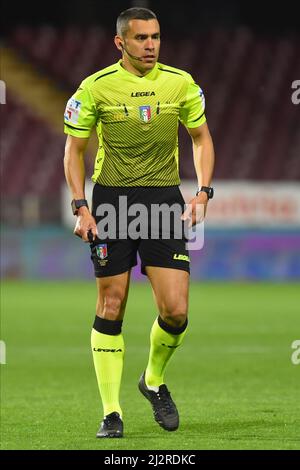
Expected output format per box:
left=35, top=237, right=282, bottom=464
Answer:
left=181, top=192, right=208, bottom=227
left=74, top=206, right=98, bottom=242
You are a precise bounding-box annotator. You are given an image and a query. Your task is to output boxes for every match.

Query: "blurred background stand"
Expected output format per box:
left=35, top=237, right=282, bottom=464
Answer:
left=1, top=0, right=300, bottom=281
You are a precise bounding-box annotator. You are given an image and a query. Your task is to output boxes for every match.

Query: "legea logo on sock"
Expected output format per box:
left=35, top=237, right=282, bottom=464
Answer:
left=161, top=343, right=179, bottom=349
left=93, top=347, right=123, bottom=352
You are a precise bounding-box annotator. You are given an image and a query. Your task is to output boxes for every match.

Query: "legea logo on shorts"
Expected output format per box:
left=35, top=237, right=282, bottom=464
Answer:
left=95, top=196, right=204, bottom=251
left=173, top=254, right=190, bottom=262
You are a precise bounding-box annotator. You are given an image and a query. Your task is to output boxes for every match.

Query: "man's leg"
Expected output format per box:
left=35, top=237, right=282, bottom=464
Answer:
left=138, top=267, right=189, bottom=431
left=145, top=266, right=189, bottom=387
left=91, top=270, right=131, bottom=437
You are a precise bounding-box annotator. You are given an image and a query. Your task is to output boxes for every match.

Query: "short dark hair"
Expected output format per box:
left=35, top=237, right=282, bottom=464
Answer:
left=116, top=7, right=157, bottom=37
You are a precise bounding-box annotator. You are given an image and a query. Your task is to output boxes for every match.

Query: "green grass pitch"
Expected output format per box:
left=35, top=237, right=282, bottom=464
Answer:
left=1, top=281, right=299, bottom=450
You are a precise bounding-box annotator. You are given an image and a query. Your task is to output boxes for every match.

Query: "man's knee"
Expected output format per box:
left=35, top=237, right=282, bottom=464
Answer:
left=97, top=287, right=127, bottom=320
left=160, top=301, right=188, bottom=328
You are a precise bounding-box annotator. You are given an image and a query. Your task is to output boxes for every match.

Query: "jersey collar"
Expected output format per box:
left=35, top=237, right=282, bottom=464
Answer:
left=117, top=60, right=159, bottom=81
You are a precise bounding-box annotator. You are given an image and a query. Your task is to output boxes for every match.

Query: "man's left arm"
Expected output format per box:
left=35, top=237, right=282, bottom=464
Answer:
left=182, top=123, right=215, bottom=226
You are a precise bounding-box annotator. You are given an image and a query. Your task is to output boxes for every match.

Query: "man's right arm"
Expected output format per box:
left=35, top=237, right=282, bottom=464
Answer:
left=64, top=135, right=98, bottom=242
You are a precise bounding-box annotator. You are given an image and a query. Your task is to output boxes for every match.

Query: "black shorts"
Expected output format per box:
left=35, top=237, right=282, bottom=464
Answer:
left=90, top=184, right=190, bottom=277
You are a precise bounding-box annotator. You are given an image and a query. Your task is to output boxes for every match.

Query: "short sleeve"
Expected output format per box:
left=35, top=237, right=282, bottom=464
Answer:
left=179, top=76, right=206, bottom=128
left=64, top=84, right=97, bottom=138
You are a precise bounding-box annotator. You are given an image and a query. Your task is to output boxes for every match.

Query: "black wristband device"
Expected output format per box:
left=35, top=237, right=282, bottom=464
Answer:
left=196, top=186, right=214, bottom=199
left=71, top=199, right=89, bottom=215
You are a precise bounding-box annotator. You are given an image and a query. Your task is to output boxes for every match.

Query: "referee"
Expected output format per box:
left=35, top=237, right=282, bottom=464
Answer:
left=64, top=7, right=215, bottom=438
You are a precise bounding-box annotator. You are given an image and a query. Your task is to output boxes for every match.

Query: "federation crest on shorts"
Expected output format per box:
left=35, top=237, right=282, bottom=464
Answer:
left=96, top=244, right=108, bottom=260
left=139, top=105, right=151, bottom=122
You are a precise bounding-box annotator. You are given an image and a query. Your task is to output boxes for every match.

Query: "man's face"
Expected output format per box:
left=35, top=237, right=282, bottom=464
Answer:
left=121, top=19, right=160, bottom=72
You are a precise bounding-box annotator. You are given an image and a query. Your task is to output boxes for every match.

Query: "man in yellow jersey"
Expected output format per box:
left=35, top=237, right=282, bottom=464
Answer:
left=64, top=7, right=215, bottom=438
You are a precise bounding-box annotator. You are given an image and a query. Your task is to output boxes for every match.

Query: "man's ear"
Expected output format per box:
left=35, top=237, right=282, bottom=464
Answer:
left=114, top=35, right=124, bottom=52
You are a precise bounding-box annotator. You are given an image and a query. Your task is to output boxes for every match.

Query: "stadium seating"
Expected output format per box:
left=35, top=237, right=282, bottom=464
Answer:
left=3, top=26, right=300, bottom=203
left=1, top=94, right=65, bottom=196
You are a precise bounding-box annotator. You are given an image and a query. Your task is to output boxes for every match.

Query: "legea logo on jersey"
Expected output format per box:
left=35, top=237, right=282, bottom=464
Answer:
left=139, top=105, right=151, bottom=123
left=131, top=91, right=155, bottom=97
left=64, top=98, right=81, bottom=124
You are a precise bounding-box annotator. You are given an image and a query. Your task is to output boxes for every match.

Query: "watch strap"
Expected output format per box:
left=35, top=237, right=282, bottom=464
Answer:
left=196, top=186, right=214, bottom=199
left=71, top=199, right=89, bottom=215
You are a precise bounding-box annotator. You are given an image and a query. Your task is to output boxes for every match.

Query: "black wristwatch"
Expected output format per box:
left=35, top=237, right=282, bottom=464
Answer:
left=196, top=186, right=214, bottom=199
left=71, top=199, right=89, bottom=215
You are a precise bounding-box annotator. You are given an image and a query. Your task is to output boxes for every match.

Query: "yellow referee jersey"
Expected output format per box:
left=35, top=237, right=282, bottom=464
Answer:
left=64, top=60, right=206, bottom=187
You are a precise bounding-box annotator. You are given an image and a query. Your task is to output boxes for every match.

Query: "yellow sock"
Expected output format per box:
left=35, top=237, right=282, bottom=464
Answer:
left=145, top=317, right=187, bottom=388
left=91, top=317, right=124, bottom=418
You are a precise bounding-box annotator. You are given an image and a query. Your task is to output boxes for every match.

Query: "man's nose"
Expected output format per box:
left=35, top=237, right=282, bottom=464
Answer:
left=145, top=38, right=154, bottom=50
